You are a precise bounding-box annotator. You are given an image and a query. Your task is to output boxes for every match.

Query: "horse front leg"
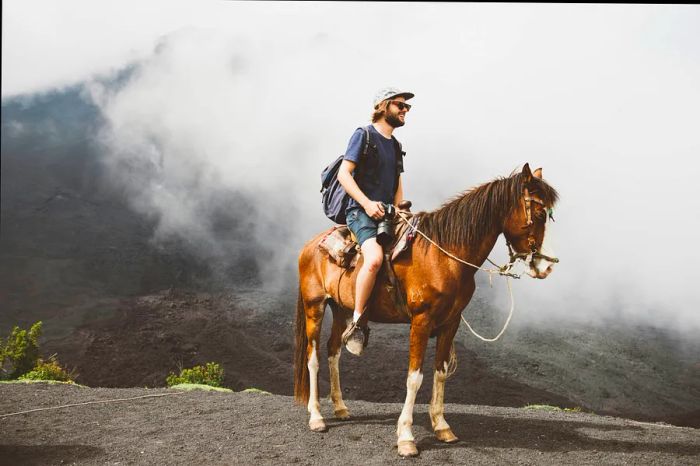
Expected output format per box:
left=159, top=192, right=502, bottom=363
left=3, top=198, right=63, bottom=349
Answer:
left=327, top=303, right=350, bottom=420
left=396, top=317, right=431, bottom=457
left=430, top=321, right=460, bottom=443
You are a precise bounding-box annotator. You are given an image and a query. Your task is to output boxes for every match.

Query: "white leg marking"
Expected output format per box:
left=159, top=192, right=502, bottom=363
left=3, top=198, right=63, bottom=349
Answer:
left=328, top=352, right=348, bottom=413
left=397, top=370, right=423, bottom=442
left=307, top=341, right=323, bottom=423
left=429, top=365, right=450, bottom=431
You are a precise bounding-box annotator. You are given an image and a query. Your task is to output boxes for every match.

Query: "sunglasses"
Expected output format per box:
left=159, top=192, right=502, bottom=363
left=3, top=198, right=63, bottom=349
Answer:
left=389, top=100, right=412, bottom=111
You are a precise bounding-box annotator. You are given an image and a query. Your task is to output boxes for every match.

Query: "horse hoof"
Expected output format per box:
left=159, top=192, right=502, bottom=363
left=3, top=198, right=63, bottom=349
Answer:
left=397, top=440, right=419, bottom=457
left=435, top=428, right=458, bottom=443
left=334, top=408, right=351, bottom=420
left=309, top=419, right=327, bottom=432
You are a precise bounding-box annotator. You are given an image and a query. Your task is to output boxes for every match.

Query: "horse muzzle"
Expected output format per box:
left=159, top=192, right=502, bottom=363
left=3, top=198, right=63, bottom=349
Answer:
left=528, top=252, right=559, bottom=279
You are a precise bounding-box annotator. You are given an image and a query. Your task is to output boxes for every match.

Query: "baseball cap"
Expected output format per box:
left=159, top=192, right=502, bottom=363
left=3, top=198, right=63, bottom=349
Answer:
left=373, top=87, right=415, bottom=108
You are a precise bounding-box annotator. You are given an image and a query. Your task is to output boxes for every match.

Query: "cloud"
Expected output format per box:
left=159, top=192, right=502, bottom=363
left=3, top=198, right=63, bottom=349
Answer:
left=7, top=3, right=700, bottom=332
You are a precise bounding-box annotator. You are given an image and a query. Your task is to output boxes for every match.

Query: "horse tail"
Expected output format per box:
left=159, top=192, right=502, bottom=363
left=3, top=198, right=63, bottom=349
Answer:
left=293, top=284, right=310, bottom=405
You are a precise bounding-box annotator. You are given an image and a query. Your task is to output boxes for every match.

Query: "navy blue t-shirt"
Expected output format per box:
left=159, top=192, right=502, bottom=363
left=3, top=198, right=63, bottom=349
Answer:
left=343, top=125, right=404, bottom=213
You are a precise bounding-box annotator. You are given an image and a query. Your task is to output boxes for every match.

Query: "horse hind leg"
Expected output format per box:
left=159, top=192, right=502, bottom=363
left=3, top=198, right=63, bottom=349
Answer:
left=327, top=301, right=351, bottom=420
left=430, top=323, right=460, bottom=443
left=304, top=297, right=327, bottom=432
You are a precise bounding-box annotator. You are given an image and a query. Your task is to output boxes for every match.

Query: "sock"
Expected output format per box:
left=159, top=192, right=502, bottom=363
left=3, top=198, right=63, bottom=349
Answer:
left=353, top=310, right=361, bottom=323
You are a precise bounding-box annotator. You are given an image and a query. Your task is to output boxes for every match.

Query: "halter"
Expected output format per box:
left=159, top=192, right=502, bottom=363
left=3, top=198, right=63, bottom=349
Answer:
left=394, top=179, right=560, bottom=342
left=500, top=187, right=559, bottom=276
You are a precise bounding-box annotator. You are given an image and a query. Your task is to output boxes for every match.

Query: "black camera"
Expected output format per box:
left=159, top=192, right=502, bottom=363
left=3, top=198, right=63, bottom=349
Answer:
left=376, top=203, right=396, bottom=247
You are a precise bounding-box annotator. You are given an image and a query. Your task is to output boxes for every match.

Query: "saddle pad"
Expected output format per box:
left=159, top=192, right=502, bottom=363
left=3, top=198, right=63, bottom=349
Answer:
left=318, top=226, right=359, bottom=268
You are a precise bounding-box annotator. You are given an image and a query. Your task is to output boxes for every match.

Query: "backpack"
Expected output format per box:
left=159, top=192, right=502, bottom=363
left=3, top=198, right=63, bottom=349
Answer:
left=321, top=126, right=404, bottom=224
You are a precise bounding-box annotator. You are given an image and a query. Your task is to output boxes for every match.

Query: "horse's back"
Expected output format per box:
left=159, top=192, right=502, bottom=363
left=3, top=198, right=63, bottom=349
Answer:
left=298, top=229, right=329, bottom=267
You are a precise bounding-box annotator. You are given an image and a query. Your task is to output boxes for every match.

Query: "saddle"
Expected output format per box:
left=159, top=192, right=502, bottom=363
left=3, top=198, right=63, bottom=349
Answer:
left=318, top=202, right=420, bottom=320
left=318, top=205, right=420, bottom=270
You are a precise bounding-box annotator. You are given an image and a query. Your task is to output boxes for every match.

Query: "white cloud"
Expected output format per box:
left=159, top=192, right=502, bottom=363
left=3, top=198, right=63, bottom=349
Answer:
left=4, top=2, right=700, bottom=331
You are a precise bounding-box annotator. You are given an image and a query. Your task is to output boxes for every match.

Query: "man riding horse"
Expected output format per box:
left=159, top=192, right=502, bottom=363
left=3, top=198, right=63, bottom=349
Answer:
left=296, top=87, right=559, bottom=457
left=337, top=87, right=414, bottom=354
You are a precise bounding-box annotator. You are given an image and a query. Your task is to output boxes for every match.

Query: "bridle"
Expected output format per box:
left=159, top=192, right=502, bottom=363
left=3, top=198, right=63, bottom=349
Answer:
left=500, top=186, right=560, bottom=276
left=394, top=178, right=560, bottom=342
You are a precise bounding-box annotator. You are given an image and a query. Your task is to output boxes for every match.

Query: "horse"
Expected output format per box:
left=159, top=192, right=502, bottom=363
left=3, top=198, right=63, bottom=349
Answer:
left=293, top=163, right=559, bottom=457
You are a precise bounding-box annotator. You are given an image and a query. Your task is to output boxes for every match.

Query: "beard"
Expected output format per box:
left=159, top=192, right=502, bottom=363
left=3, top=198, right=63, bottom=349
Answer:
left=385, top=111, right=405, bottom=128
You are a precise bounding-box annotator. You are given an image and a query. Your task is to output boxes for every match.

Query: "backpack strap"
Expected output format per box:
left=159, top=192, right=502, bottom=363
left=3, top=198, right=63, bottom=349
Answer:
left=361, top=125, right=372, bottom=159
left=391, top=135, right=405, bottom=191
left=353, top=126, right=373, bottom=180
left=391, top=135, right=405, bottom=160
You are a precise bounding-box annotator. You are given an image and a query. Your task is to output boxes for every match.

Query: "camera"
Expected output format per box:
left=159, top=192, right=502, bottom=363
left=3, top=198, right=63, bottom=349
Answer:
left=376, top=203, right=396, bottom=247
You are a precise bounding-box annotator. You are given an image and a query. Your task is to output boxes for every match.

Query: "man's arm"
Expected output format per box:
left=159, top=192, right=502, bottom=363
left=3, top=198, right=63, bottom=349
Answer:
left=337, top=160, right=385, bottom=220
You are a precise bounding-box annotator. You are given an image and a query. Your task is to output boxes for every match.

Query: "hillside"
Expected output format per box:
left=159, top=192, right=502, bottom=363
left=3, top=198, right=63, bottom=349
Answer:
left=37, top=288, right=700, bottom=428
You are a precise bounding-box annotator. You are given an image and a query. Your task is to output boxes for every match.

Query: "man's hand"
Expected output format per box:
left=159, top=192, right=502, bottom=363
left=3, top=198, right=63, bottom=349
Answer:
left=363, top=201, right=385, bottom=220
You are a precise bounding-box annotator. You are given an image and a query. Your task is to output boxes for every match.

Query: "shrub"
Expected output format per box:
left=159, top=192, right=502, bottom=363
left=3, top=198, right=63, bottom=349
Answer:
left=169, top=383, right=233, bottom=393
left=1, top=321, right=42, bottom=380
left=166, top=362, right=224, bottom=388
left=19, top=354, right=75, bottom=383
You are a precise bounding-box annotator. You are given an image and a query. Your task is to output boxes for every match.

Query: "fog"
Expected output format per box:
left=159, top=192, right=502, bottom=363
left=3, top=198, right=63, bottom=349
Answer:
left=3, top=2, right=700, bottom=332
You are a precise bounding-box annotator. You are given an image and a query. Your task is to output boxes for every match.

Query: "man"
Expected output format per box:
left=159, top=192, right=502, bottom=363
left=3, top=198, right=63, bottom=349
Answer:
left=337, top=87, right=414, bottom=355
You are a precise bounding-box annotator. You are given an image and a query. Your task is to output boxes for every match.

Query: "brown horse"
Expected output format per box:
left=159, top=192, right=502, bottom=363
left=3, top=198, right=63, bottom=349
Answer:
left=294, top=163, right=559, bottom=457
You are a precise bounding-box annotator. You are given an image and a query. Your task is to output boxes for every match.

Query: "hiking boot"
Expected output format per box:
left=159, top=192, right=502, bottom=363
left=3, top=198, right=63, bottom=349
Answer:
left=342, top=321, right=365, bottom=356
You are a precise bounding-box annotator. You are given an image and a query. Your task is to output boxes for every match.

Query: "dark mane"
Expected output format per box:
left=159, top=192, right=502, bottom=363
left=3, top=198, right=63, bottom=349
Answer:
left=418, top=171, right=559, bottom=251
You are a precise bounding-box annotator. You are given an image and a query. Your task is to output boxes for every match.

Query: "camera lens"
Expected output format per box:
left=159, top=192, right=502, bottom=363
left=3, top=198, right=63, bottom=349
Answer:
left=376, top=203, right=395, bottom=247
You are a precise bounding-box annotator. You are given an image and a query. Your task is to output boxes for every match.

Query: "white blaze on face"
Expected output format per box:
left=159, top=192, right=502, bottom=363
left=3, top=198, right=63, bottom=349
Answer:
left=397, top=370, right=423, bottom=442
left=531, top=221, right=556, bottom=278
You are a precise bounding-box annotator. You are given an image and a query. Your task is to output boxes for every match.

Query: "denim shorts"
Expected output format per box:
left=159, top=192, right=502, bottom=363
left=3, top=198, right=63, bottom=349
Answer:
left=346, top=207, right=378, bottom=246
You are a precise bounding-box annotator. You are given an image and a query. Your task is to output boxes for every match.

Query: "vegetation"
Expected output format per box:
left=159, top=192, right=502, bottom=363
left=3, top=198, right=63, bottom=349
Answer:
left=1, top=321, right=75, bottom=383
left=0, top=379, right=85, bottom=387
left=166, top=362, right=224, bottom=388
left=19, top=354, right=75, bottom=383
left=169, top=383, right=232, bottom=393
left=1, top=321, right=43, bottom=380
left=243, top=388, right=270, bottom=395
left=524, top=404, right=583, bottom=413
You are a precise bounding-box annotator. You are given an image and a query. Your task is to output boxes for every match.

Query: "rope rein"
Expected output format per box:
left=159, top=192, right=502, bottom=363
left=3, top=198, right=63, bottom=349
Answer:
left=0, top=391, right=185, bottom=418
left=396, top=211, right=517, bottom=342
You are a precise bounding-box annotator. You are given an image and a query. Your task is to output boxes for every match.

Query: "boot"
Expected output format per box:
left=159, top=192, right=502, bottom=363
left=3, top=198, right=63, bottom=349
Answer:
left=342, top=320, right=366, bottom=356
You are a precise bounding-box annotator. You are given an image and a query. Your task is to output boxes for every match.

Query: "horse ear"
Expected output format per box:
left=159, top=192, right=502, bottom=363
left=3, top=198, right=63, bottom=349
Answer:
left=533, top=167, right=543, bottom=179
left=522, top=163, right=533, bottom=182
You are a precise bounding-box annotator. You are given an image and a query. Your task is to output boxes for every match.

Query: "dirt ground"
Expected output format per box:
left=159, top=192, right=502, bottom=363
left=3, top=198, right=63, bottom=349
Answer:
left=1, top=383, right=698, bottom=466
left=37, top=288, right=699, bottom=429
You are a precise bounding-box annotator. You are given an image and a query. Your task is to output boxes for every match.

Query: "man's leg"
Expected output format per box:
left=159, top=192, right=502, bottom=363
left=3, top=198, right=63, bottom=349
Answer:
left=353, top=238, right=384, bottom=323
left=342, top=237, right=383, bottom=354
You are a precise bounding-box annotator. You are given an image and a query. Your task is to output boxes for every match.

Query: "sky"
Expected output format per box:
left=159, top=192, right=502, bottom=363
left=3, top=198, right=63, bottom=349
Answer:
left=3, top=1, right=700, bottom=333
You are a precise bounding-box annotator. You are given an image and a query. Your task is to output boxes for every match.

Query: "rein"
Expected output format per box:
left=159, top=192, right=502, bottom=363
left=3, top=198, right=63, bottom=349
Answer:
left=396, top=211, right=525, bottom=280
left=395, top=209, right=531, bottom=343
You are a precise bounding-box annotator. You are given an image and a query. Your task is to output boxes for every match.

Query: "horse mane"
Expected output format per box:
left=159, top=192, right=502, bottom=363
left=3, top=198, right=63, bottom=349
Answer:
left=418, top=170, right=559, bottom=251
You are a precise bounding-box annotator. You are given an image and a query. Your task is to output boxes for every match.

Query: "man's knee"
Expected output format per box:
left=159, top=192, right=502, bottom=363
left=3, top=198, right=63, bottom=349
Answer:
left=361, top=239, right=384, bottom=274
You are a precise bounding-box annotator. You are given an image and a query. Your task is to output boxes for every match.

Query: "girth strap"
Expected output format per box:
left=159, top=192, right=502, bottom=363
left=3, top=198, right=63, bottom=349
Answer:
left=383, top=252, right=412, bottom=320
